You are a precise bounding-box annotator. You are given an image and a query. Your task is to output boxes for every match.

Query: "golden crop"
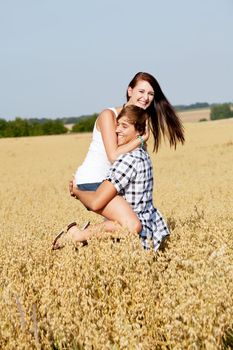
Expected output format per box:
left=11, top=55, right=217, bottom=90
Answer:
left=0, top=119, right=233, bottom=349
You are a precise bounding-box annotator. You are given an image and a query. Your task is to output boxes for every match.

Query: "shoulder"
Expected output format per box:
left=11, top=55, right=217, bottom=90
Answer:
left=129, top=148, right=148, bottom=159
left=96, top=108, right=118, bottom=130
left=99, top=106, right=123, bottom=119
left=110, top=153, right=137, bottom=177
left=138, top=148, right=150, bottom=157
left=97, top=108, right=117, bottom=128
left=116, top=148, right=148, bottom=162
left=131, top=148, right=151, bottom=165
left=115, top=152, right=138, bottom=167
left=98, top=108, right=117, bottom=120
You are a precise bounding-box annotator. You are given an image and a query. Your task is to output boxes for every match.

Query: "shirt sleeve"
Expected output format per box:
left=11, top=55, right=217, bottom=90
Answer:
left=106, top=153, right=137, bottom=193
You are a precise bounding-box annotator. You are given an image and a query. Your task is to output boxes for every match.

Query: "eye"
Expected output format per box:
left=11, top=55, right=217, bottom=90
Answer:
left=121, top=122, right=129, bottom=129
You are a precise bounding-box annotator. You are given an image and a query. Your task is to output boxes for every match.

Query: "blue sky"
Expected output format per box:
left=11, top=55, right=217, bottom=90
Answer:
left=1, top=0, right=232, bottom=120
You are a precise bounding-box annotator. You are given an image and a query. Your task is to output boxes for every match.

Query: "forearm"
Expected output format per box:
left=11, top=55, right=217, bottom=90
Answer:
left=72, top=180, right=117, bottom=212
left=109, top=137, right=143, bottom=162
left=98, top=110, right=148, bottom=163
left=72, top=187, right=98, bottom=211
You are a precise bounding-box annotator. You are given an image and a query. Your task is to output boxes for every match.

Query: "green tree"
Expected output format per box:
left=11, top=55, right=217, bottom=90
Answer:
left=3, top=118, right=30, bottom=137
left=72, top=114, right=97, bottom=132
left=210, top=104, right=233, bottom=120
left=0, top=118, right=68, bottom=138
left=0, top=119, right=7, bottom=137
left=42, top=120, right=68, bottom=135
left=28, top=121, right=43, bottom=136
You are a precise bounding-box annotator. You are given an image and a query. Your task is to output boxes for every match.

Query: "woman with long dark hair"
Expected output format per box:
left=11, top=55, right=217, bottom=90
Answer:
left=53, top=105, right=170, bottom=250
left=54, top=72, right=185, bottom=244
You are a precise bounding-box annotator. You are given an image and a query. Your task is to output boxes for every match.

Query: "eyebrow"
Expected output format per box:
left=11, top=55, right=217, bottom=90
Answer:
left=138, top=88, right=154, bottom=93
left=118, top=121, right=129, bottom=126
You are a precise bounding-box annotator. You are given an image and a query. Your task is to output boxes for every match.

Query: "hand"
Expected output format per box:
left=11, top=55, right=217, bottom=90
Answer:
left=69, top=178, right=76, bottom=197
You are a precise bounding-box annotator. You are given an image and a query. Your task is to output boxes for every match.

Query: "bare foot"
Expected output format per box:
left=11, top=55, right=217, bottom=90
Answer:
left=67, top=224, right=90, bottom=244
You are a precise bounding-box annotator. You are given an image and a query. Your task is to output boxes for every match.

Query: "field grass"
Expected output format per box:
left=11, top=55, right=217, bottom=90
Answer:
left=0, top=119, right=233, bottom=349
left=178, top=108, right=210, bottom=122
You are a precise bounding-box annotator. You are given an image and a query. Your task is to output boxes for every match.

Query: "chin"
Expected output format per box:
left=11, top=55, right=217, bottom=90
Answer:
left=137, top=103, right=147, bottom=109
left=118, top=139, right=126, bottom=146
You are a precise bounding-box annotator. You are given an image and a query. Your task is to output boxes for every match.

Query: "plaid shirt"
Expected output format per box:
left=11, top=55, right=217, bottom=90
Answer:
left=106, top=148, right=170, bottom=251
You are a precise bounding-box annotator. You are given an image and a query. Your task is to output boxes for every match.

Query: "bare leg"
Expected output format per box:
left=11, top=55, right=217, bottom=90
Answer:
left=68, top=220, right=121, bottom=243
left=68, top=196, right=142, bottom=244
left=95, top=195, right=142, bottom=234
left=70, top=179, right=141, bottom=233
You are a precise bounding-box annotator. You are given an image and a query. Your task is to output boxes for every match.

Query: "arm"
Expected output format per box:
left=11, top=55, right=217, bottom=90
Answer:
left=97, top=109, right=149, bottom=163
left=70, top=153, right=136, bottom=212
left=71, top=180, right=117, bottom=212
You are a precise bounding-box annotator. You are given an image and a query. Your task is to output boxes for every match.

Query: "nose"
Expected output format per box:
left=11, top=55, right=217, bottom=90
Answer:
left=116, top=125, right=121, bottom=133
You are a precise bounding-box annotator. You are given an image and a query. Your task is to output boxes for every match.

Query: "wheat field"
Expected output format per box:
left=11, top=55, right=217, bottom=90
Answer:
left=0, top=119, right=233, bottom=349
left=178, top=108, right=210, bottom=122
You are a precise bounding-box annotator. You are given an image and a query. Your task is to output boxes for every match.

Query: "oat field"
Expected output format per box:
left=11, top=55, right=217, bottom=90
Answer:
left=178, top=108, right=210, bottom=122
left=0, top=119, right=233, bottom=349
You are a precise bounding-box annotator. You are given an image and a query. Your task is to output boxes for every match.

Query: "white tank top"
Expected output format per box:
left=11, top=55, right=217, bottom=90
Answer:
left=75, top=108, right=118, bottom=184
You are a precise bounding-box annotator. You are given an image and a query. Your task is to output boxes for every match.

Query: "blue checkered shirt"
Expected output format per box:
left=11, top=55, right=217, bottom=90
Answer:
left=106, top=148, right=170, bottom=251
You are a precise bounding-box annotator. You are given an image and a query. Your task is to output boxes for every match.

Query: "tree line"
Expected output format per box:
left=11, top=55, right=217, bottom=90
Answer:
left=0, top=118, right=68, bottom=138
left=0, top=103, right=232, bottom=138
left=210, top=103, right=233, bottom=121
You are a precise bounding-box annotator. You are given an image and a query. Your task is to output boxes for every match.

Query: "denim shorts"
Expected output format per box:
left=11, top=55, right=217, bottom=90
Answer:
left=77, top=182, right=101, bottom=191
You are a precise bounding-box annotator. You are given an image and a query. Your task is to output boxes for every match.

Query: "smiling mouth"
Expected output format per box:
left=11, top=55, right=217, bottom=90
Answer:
left=138, top=101, right=147, bottom=107
left=117, top=136, right=124, bottom=144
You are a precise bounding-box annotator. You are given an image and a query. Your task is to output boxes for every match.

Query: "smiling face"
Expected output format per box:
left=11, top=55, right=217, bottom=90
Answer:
left=116, top=116, right=138, bottom=146
left=127, top=80, right=154, bottom=110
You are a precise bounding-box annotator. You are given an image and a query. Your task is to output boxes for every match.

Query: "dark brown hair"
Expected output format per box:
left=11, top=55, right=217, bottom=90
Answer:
left=117, top=105, right=148, bottom=135
left=127, top=72, right=185, bottom=151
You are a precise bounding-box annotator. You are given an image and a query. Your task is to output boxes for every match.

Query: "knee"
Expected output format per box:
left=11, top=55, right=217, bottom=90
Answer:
left=129, top=219, right=142, bottom=234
